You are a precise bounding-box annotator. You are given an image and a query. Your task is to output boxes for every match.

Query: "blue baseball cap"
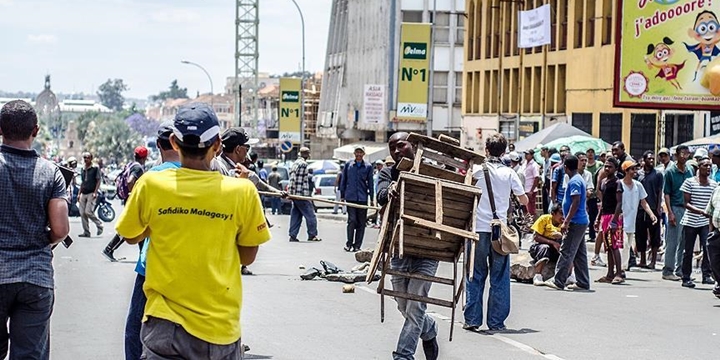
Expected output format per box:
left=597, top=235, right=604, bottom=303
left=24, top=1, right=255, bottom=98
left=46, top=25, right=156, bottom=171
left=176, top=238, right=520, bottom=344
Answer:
left=173, top=103, right=220, bottom=148
left=550, top=153, right=562, bottom=163
left=157, top=121, right=175, bottom=140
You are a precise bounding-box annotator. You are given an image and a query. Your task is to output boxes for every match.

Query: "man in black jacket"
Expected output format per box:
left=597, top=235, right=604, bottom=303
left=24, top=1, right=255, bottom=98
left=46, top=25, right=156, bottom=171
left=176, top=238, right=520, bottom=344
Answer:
left=376, top=132, right=439, bottom=360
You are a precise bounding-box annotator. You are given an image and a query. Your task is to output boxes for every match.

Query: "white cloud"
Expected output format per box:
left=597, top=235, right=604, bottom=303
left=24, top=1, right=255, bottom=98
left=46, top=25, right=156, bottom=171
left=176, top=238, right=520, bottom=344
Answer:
left=0, top=0, right=13, bottom=6
left=27, top=34, right=57, bottom=44
left=150, top=8, right=200, bottom=24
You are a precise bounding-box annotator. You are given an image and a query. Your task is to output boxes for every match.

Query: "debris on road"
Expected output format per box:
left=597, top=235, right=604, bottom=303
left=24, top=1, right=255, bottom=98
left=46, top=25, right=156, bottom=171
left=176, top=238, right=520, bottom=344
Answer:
left=300, top=260, right=380, bottom=283
left=342, top=284, right=355, bottom=293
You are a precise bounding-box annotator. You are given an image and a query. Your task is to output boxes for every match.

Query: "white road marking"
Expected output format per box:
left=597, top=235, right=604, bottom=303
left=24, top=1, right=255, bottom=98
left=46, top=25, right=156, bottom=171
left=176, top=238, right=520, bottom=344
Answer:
left=356, top=285, right=566, bottom=359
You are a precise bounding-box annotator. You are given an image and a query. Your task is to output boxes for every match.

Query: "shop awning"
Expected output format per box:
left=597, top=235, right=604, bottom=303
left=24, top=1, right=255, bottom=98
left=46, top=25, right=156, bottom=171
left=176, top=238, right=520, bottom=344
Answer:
left=333, top=142, right=389, bottom=164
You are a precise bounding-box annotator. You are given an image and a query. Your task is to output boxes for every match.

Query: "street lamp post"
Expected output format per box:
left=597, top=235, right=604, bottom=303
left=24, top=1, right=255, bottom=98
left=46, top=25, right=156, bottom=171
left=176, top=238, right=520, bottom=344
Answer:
left=289, top=0, right=306, bottom=146
left=181, top=60, right=214, bottom=105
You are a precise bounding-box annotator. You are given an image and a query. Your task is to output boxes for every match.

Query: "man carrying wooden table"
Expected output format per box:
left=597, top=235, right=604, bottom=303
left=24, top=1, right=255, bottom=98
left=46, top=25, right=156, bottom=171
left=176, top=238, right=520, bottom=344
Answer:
left=377, top=132, right=439, bottom=360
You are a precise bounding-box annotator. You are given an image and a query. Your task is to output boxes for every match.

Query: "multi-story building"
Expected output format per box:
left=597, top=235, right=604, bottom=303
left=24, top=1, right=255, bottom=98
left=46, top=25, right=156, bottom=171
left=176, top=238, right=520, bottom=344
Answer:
left=145, top=94, right=235, bottom=130
left=462, top=0, right=707, bottom=159
left=317, top=0, right=466, bottom=158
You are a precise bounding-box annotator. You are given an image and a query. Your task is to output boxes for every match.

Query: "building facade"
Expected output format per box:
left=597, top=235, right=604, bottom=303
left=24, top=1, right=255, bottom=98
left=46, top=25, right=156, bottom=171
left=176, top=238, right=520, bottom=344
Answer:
left=462, top=0, right=707, bottom=159
left=317, top=0, right=466, bottom=158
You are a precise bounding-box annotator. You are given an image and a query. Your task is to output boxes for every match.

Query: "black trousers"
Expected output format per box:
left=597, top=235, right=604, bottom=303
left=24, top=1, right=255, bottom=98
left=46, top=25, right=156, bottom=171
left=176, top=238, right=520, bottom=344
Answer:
left=346, top=201, right=368, bottom=249
left=682, top=225, right=712, bottom=281
left=0, top=283, right=54, bottom=360
left=706, top=230, right=720, bottom=284
left=587, top=198, right=599, bottom=240
left=636, top=210, right=661, bottom=252
left=541, top=179, right=551, bottom=214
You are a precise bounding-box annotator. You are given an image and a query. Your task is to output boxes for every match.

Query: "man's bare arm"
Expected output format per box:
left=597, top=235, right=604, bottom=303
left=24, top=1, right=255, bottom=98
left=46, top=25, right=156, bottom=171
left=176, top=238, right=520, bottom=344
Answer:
left=125, top=228, right=151, bottom=244
left=48, top=198, right=69, bottom=245
left=238, top=246, right=260, bottom=266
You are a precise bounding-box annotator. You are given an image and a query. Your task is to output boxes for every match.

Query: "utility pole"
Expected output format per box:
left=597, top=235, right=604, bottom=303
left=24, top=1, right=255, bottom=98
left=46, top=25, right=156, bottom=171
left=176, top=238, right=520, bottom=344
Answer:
left=290, top=0, right=306, bottom=146
left=235, top=0, right=259, bottom=128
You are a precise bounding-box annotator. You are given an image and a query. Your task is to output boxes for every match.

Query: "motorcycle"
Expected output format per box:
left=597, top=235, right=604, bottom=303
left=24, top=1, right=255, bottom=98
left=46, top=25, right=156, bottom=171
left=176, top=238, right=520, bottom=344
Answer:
left=69, top=186, right=116, bottom=223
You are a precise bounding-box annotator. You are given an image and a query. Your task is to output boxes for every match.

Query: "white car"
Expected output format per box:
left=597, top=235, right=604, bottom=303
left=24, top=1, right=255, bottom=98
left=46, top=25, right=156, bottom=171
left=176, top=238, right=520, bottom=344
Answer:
left=312, top=174, right=338, bottom=209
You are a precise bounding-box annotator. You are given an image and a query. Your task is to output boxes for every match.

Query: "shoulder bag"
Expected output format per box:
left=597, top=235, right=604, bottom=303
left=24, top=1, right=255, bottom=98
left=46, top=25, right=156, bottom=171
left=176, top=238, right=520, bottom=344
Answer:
left=483, top=163, right=520, bottom=256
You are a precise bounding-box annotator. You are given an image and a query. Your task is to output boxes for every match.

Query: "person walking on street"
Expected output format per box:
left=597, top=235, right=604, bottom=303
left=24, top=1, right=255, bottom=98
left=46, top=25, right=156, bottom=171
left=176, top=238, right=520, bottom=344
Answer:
left=116, top=103, right=271, bottom=359
left=464, top=134, right=528, bottom=331
left=333, top=164, right=347, bottom=215
left=78, top=151, right=104, bottom=237
left=679, top=157, right=716, bottom=288
left=637, top=151, right=664, bottom=269
left=0, top=100, right=69, bottom=360
left=340, top=145, right=374, bottom=252
left=267, top=167, right=283, bottom=215
left=594, top=158, right=623, bottom=283
left=663, top=145, right=694, bottom=281
left=544, top=154, right=591, bottom=291
left=102, top=146, right=148, bottom=261
left=523, top=149, right=540, bottom=216
left=703, top=180, right=720, bottom=298
left=123, top=122, right=180, bottom=360
left=586, top=148, right=603, bottom=244
left=288, top=147, right=321, bottom=242
left=377, top=132, right=439, bottom=360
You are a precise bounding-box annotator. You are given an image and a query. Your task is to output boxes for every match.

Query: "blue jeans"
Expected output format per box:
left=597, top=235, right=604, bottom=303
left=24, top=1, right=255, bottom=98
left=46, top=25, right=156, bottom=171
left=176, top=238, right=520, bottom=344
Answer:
left=464, top=232, right=510, bottom=329
left=663, top=205, right=686, bottom=276
left=0, top=283, right=54, bottom=360
left=390, top=256, right=439, bottom=360
left=553, top=223, right=590, bottom=289
left=125, top=274, right=146, bottom=360
left=270, top=197, right=281, bottom=215
left=289, top=199, right=318, bottom=239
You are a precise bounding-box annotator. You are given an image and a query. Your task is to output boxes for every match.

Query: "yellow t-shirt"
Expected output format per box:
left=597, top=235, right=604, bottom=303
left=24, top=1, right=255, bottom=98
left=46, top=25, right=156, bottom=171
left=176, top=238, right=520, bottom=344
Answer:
left=530, top=214, right=561, bottom=240
left=116, top=168, right=271, bottom=345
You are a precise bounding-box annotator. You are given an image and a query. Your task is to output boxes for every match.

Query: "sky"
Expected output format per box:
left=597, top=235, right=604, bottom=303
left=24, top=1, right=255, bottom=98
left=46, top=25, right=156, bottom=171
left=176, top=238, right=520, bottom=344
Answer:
left=0, top=0, right=332, bottom=98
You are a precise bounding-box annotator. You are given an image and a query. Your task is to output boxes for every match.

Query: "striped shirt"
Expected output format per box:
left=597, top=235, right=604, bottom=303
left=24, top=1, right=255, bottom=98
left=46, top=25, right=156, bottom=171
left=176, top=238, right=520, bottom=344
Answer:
left=680, top=177, right=717, bottom=228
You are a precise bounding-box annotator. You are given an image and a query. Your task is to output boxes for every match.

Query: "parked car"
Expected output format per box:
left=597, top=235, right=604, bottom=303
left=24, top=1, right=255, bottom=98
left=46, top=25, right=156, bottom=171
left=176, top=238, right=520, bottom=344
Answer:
left=312, top=174, right=337, bottom=209
left=262, top=164, right=292, bottom=214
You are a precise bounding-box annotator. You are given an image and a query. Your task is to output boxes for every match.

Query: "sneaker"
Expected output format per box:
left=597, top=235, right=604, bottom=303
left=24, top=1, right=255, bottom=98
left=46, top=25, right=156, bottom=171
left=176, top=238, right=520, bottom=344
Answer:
left=702, top=277, right=716, bottom=285
left=308, top=237, right=322, bottom=242
left=241, top=266, right=254, bottom=276
left=78, top=233, right=91, bottom=238
left=681, top=280, right=696, bottom=288
left=533, top=274, right=544, bottom=286
left=97, top=227, right=104, bottom=236
left=421, top=336, right=439, bottom=360
left=462, top=324, right=480, bottom=332
left=713, top=286, right=720, bottom=299
left=289, top=237, right=299, bottom=242
left=101, top=249, right=118, bottom=262
left=591, top=255, right=606, bottom=267
left=662, top=274, right=681, bottom=281
left=343, top=246, right=352, bottom=252
left=352, top=247, right=360, bottom=252
left=567, top=283, right=591, bottom=291
left=566, top=273, right=577, bottom=285
left=543, top=278, right=562, bottom=290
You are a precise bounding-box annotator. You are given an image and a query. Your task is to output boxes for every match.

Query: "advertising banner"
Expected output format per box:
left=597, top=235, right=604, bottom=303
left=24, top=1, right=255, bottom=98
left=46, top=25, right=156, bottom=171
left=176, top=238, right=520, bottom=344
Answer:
left=518, top=4, right=552, bottom=48
left=397, top=23, right=432, bottom=122
left=614, top=0, right=720, bottom=110
left=279, top=77, right=301, bottom=143
left=363, top=84, right=385, bottom=124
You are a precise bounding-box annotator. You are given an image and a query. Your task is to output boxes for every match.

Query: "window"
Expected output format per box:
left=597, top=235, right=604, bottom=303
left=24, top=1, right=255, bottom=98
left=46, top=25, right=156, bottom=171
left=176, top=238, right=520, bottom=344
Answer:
left=601, top=0, right=613, bottom=45
left=500, top=120, right=517, bottom=141
left=665, top=114, right=694, bottom=148
left=433, top=12, right=450, bottom=43
left=403, top=11, right=422, bottom=23
left=572, top=113, right=593, bottom=134
left=454, top=72, right=462, bottom=104
left=433, top=71, right=448, bottom=104
left=599, top=113, right=622, bottom=145
left=630, top=114, right=656, bottom=160
left=456, top=13, right=465, bottom=45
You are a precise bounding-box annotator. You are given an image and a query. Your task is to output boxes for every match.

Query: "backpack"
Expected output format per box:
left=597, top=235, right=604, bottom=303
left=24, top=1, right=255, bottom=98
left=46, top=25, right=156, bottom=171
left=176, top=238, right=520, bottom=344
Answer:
left=116, top=161, right=140, bottom=200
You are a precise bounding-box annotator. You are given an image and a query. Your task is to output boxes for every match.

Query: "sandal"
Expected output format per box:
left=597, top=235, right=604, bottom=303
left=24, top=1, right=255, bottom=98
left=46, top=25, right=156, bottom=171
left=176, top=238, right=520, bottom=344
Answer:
left=611, top=277, right=625, bottom=285
left=595, top=276, right=613, bottom=283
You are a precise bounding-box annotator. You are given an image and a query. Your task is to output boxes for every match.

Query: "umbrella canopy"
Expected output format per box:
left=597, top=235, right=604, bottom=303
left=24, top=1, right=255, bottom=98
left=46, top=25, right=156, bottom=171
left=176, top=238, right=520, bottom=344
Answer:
left=308, top=160, right=341, bottom=174
left=513, top=123, right=594, bottom=152
left=533, top=135, right=610, bottom=164
left=671, top=134, right=720, bottom=153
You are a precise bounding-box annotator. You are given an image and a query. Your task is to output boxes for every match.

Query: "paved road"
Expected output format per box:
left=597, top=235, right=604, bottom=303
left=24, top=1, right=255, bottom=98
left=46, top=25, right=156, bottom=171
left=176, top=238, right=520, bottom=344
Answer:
left=48, top=208, right=719, bottom=360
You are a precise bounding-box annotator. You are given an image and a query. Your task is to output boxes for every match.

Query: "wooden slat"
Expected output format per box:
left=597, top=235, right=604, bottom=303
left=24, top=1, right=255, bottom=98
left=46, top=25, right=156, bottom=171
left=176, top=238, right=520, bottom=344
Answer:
left=398, top=181, right=406, bottom=258
left=403, top=201, right=470, bottom=223
left=412, top=143, right=424, bottom=173
left=400, top=246, right=458, bottom=261
left=397, top=157, right=413, bottom=171
left=418, top=163, right=465, bottom=183
left=407, top=133, right=485, bottom=163
left=435, top=180, right=443, bottom=225
left=366, top=198, right=395, bottom=283
left=404, top=190, right=474, bottom=212
left=422, top=148, right=468, bottom=171
left=380, top=289, right=454, bottom=308
left=385, top=269, right=455, bottom=285
left=401, top=215, right=479, bottom=239
left=400, top=172, right=482, bottom=195
left=404, top=225, right=464, bottom=244
left=395, top=235, right=460, bottom=252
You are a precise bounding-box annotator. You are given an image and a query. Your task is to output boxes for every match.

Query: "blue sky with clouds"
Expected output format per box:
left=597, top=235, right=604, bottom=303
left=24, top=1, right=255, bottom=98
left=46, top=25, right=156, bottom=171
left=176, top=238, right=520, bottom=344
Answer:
left=0, top=0, right=332, bottom=98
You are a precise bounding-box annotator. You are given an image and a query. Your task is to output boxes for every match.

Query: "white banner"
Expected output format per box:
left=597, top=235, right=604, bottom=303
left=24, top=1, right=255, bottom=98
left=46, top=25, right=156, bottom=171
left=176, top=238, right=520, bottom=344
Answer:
left=362, top=84, right=385, bottom=124
left=518, top=4, right=551, bottom=49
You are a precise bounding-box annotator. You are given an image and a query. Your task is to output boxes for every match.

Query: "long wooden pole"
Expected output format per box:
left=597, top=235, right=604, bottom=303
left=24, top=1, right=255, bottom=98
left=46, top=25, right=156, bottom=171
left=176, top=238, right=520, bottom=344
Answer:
left=258, top=191, right=380, bottom=210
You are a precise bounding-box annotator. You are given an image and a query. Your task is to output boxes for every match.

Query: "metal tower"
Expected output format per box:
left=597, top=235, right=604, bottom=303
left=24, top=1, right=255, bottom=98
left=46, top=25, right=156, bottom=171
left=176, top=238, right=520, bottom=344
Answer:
left=235, top=0, right=259, bottom=130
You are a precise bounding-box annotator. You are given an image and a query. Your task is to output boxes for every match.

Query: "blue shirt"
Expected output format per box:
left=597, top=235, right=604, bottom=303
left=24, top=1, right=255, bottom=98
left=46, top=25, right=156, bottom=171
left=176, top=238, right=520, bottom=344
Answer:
left=134, top=161, right=181, bottom=276
left=563, top=173, right=589, bottom=225
left=339, top=160, right=374, bottom=202
left=553, top=166, right=565, bottom=203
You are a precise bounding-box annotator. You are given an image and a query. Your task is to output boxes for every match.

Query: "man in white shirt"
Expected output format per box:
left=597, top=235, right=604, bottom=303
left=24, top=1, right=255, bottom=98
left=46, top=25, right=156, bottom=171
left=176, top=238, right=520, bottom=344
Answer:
left=523, top=149, right=540, bottom=216
left=463, top=134, right=528, bottom=333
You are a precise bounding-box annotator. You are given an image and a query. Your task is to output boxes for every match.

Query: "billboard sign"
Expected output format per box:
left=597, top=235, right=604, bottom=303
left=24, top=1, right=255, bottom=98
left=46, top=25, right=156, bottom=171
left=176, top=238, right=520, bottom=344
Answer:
left=279, top=78, right=302, bottom=143
left=397, top=23, right=432, bottom=122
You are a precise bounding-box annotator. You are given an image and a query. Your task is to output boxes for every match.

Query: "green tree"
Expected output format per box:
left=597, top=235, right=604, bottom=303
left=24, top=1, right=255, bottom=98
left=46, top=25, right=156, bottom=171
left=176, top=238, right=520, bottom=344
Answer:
left=97, top=78, right=128, bottom=112
left=151, top=80, right=188, bottom=101
left=84, top=116, right=143, bottom=164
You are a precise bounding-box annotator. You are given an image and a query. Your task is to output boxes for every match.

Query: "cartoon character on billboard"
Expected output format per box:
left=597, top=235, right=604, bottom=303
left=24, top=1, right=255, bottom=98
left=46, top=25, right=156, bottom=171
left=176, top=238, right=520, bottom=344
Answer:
left=645, top=37, right=686, bottom=90
left=684, top=10, right=720, bottom=80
